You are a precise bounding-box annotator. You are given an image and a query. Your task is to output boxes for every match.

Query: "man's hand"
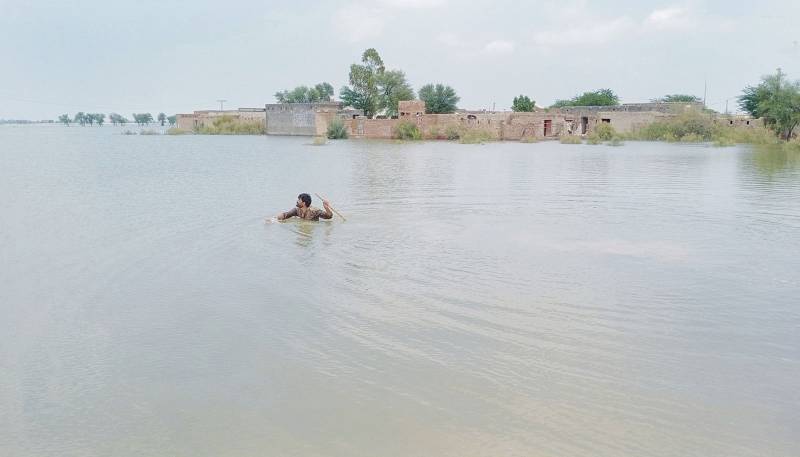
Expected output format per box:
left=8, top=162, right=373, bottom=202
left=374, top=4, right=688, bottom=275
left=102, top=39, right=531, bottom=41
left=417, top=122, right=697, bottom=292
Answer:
left=322, top=199, right=331, bottom=210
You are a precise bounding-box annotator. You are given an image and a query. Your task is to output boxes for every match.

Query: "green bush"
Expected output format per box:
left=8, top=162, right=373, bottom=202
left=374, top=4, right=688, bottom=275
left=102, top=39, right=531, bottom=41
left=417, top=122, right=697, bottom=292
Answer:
left=559, top=135, right=582, bottom=144
left=586, top=136, right=602, bottom=145
left=591, top=122, right=616, bottom=141
left=445, top=125, right=461, bottom=140
left=520, top=136, right=538, bottom=143
left=459, top=129, right=493, bottom=144
left=680, top=132, right=705, bottom=143
left=395, top=121, right=422, bottom=140
left=326, top=118, right=348, bottom=139
left=166, top=128, right=190, bottom=135
left=139, top=129, right=160, bottom=135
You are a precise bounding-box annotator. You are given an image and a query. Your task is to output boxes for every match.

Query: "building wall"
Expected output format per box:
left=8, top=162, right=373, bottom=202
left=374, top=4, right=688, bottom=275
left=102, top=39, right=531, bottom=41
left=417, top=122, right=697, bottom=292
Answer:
left=265, top=103, right=341, bottom=136
left=175, top=109, right=265, bottom=131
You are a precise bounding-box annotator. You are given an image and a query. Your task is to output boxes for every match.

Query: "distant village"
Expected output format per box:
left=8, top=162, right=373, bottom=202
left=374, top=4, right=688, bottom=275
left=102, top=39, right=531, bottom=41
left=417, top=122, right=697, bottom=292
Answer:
left=176, top=100, right=757, bottom=141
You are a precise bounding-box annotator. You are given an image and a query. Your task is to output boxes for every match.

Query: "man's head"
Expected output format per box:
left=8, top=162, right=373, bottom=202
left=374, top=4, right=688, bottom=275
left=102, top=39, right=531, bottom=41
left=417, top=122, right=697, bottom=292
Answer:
left=296, top=193, right=312, bottom=208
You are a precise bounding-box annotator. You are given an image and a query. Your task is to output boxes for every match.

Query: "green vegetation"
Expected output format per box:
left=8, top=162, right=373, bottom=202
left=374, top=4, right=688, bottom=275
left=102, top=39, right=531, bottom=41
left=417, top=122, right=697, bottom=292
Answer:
left=166, top=128, right=190, bottom=135
left=419, top=83, right=459, bottom=114
left=340, top=49, right=414, bottom=118
left=139, top=129, right=159, bottom=135
left=512, top=95, right=535, bottom=112
left=591, top=123, right=617, bottom=141
left=340, top=49, right=385, bottom=118
left=559, top=135, right=582, bottom=144
left=739, top=68, right=800, bottom=140
left=109, top=113, right=128, bottom=126
left=132, top=113, right=154, bottom=126
left=195, top=115, right=265, bottom=135
left=652, top=94, right=702, bottom=103
left=377, top=70, right=415, bottom=117
left=394, top=121, right=422, bottom=140
left=326, top=118, right=349, bottom=139
left=275, top=82, right=335, bottom=103
left=158, top=113, right=167, bottom=126
left=311, top=136, right=327, bottom=146
left=552, top=89, right=619, bottom=108
left=520, top=136, right=538, bottom=143
left=627, top=109, right=776, bottom=145
left=445, top=125, right=461, bottom=140
left=459, top=129, right=493, bottom=144
left=167, top=115, right=177, bottom=127
left=58, top=114, right=71, bottom=126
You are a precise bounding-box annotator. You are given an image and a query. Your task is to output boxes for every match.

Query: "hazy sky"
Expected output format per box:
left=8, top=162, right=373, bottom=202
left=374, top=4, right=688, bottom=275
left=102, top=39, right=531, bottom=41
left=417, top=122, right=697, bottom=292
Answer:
left=2, top=0, right=799, bottom=119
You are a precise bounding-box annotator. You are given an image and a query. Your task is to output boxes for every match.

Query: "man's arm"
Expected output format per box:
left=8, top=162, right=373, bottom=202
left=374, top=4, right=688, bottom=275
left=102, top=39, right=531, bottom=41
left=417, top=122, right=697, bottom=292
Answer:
left=320, top=199, right=333, bottom=219
left=276, top=208, right=298, bottom=221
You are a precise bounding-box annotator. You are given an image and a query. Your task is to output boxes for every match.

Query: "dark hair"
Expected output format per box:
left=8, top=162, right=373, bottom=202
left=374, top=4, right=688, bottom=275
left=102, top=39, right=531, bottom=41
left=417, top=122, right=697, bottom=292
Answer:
left=298, top=193, right=312, bottom=207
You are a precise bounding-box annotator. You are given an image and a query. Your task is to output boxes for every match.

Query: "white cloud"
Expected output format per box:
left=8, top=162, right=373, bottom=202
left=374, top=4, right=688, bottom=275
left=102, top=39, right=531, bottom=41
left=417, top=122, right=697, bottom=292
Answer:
left=484, top=39, right=515, bottom=55
left=532, top=16, right=634, bottom=47
left=644, top=7, right=693, bottom=30
left=333, top=5, right=385, bottom=43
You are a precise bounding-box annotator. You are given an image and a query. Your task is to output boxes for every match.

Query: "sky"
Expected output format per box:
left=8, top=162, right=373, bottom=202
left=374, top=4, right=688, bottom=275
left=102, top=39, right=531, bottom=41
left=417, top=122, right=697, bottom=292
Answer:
left=1, top=0, right=799, bottom=119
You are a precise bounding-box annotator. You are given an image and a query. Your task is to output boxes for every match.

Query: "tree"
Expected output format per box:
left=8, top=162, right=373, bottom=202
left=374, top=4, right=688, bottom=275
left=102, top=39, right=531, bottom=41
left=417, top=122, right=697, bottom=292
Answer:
left=551, top=88, right=619, bottom=107
left=418, top=83, right=460, bottom=114
left=158, top=113, right=166, bottom=126
left=653, top=94, right=701, bottom=103
left=377, top=70, right=414, bottom=117
left=739, top=68, right=800, bottom=140
left=512, top=95, right=535, bottom=112
left=132, top=113, right=153, bottom=126
left=275, top=82, right=335, bottom=103
left=167, top=115, right=177, bottom=126
left=74, top=112, right=87, bottom=126
left=92, top=113, right=105, bottom=126
left=340, top=48, right=385, bottom=118
left=58, top=114, right=71, bottom=126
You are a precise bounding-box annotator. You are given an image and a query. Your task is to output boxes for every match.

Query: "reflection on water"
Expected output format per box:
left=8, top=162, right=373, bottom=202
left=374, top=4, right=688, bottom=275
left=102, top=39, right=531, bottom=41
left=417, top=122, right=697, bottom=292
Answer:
left=1, top=127, right=799, bottom=457
left=750, top=144, right=800, bottom=176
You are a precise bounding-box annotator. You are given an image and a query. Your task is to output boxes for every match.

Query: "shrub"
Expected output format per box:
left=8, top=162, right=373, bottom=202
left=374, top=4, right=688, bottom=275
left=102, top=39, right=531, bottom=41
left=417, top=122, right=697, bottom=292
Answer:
left=394, top=121, right=422, bottom=140
left=520, top=136, right=539, bottom=143
left=139, top=129, right=160, bottom=135
left=326, top=118, right=348, bottom=139
left=559, top=135, right=582, bottom=144
left=311, top=136, right=327, bottom=145
left=445, top=125, right=461, bottom=140
left=591, top=122, right=616, bottom=141
left=586, top=136, right=602, bottom=145
left=459, top=129, right=493, bottom=144
left=166, top=128, right=190, bottom=135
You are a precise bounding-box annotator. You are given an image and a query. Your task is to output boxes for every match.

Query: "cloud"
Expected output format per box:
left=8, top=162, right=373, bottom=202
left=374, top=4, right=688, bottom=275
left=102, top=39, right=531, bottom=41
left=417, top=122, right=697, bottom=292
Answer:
left=532, top=16, right=634, bottom=47
left=333, top=5, right=385, bottom=43
left=484, top=40, right=515, bottom=55
left=644, top=6, right=693, bottom=30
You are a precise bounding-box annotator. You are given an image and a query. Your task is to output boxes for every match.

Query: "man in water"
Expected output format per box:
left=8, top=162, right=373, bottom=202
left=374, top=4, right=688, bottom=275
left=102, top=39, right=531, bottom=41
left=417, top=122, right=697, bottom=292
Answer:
left=276, top=193, right=333, bottom=221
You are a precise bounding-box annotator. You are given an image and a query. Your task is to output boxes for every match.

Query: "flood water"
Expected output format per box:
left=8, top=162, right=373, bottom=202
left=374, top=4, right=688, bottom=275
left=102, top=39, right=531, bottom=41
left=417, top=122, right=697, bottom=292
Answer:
left=1, top=125, right=799, bottom=457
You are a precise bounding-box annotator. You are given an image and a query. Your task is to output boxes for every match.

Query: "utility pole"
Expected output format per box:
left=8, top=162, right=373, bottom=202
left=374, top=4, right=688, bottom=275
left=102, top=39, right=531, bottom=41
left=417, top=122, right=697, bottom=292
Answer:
left=703, top=79, right=707, bottom=108
left=216, top=99, right=227, bottom=111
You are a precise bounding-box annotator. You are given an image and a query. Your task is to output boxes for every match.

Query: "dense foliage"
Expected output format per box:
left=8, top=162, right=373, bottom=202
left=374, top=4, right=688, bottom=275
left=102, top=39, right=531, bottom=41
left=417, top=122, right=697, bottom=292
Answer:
left=419, top=83, right=459, bottom=114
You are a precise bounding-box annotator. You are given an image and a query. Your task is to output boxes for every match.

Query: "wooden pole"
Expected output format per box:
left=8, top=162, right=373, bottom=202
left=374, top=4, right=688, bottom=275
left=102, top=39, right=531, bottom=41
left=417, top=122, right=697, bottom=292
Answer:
left=315, top=193, right=346, bottom=221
